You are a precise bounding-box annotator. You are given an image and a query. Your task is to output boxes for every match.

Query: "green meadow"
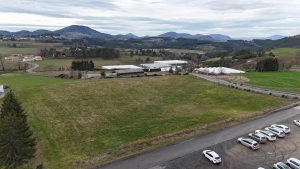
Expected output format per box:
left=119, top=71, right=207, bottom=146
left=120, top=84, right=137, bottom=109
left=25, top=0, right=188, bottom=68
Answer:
left=242, top=71, right=300, bottom=94
left=1, top=74, right=293, bottom=168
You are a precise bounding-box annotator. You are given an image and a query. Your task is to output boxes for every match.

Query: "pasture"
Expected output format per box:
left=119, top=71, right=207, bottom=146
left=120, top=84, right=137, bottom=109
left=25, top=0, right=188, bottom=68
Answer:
left=0, top=41, right=64, bottom=57
left=242, top=71, right=300, bottom=94
left=1, top=74, right=293, bottom=169
left=271, top=48, right=300, bottom=57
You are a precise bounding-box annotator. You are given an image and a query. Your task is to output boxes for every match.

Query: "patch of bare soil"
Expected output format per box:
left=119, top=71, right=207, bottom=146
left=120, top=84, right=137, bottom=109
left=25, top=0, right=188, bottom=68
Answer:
left=214, top=75, right=250, bottom=83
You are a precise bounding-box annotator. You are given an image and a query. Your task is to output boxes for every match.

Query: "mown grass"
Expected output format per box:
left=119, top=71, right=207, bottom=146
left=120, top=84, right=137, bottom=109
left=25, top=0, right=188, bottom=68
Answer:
left=271, top=48, right=300, bottom=57
left=242, top=71, right=300, bottom=94
left=2, top=75, right=292, bottom=168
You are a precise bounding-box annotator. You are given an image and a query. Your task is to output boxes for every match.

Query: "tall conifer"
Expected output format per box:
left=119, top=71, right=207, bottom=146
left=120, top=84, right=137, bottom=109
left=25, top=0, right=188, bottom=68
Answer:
left=0, top=91, right=36, bottom=168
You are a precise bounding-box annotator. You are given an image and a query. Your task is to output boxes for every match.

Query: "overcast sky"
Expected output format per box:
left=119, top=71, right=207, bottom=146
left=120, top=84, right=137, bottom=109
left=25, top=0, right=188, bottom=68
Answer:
left=1, top=0, right=300, bottom=38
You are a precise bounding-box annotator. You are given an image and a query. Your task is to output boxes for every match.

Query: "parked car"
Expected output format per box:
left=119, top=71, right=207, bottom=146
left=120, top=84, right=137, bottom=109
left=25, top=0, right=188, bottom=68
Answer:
left=271, top=124, right=290, bottom=133
left=265, top=127, right=285, bottom=138
left=294, top=120, right=300, bottom=127
left=237, top=137, right=259, bottom=150
left=255, top=130, right=276, bottom=141
left=248, top=133, right=267, bottom=143
left=273, top=162, right=291, bottom=169
left=286, top=157, right=300, bottom=169
left=202, top=150, right=221, bottom=164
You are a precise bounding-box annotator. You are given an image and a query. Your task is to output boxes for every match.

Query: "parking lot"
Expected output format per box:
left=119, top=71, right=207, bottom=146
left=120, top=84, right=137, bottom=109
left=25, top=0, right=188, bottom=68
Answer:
left=160, top=114, right=300, bottom=169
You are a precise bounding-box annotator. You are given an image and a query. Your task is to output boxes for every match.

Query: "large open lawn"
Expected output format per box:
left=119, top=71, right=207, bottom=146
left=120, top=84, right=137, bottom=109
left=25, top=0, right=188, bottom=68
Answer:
left=271, top=48, right=300, bottom=57
left=1, top=74, right=293, bottom=168
left=0, top=41, right=64, bottom=57
left=32, top=55, right=161, bottom=71
left=242, top=71, right=300, bottom=94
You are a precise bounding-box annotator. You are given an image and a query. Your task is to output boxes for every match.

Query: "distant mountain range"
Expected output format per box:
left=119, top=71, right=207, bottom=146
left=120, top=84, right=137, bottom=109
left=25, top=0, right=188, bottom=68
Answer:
left=0, top=25, right=285, bottom=41
left=236, top=35, right=286, bottom=41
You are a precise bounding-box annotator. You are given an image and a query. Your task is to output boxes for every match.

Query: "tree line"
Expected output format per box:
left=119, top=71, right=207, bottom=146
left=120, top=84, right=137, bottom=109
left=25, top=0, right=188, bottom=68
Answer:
left=71, top=60, right=95, bottom=70
left=39, top=47, right=120, bottom=59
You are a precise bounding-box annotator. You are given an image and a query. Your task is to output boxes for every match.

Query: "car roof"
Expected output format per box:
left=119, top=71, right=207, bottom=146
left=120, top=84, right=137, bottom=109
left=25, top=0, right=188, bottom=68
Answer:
left=289, top=157, right=300, bottom=163
left=277, top=162, right=290, bottom=168
left=208, top=151, right=219, bottom=157
left=243, top=138, right=257, bottom=143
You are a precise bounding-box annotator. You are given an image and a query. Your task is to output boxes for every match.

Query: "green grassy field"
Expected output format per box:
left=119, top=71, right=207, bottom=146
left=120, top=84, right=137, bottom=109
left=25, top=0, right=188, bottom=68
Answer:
left=270, top=48, right=300, bottom=57
left=32, top=55, right=161, bottom=71
left=1, top=74, right=293, bottom=168
left=0, top=41, right=64, bottom=57
left=166, top=49, right=204, bottom=54
left=242, top=71, right=300, bottom=93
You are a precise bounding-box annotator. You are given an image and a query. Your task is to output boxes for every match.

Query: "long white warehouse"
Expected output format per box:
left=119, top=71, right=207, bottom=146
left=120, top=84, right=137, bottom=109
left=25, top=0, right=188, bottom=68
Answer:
left=102, top=65, right=143, bottom=70
left=196, top=67, right=245, bottom=74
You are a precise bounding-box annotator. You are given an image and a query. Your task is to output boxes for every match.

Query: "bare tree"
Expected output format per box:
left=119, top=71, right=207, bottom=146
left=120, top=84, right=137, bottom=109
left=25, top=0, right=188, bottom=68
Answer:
left=0, top=59, right=5, bottom=72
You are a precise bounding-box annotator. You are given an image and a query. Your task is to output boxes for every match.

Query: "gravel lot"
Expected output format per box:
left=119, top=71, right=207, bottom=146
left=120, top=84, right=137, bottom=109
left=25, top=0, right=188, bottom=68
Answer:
left=160, top=114, right=300, bottom=169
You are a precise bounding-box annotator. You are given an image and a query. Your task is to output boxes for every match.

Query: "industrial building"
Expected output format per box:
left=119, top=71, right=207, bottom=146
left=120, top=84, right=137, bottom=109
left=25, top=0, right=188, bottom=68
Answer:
left=115, top=69, right=145, bottom=77
left=102, top=65, right=143, bottom=70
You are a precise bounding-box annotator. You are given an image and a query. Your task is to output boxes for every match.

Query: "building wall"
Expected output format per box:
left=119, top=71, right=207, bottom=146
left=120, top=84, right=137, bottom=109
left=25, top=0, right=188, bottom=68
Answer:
left=117, top=72, right=144, bottom=77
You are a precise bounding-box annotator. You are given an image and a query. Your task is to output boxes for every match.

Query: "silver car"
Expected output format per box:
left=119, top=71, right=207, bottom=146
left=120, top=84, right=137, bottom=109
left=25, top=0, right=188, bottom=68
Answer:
left=248, top=133, right=267, bottom=144
left=271, top=124, right=290, bottom=134
left=255, top=130, right=276, bottom=141
left=265, top=127, right=285, bottom=138
left=238, top=137, right=259, bottom=150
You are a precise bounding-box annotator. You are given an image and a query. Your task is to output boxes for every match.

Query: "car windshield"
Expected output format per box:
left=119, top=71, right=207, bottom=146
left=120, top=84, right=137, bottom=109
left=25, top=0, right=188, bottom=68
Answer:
left=215, top=157, right=220, bottom=159
left=253, top=143, right=258, bottom=146
left=262, top=137, right=266, bottom=139
left=271, top=135, right=276, bottom=138
left=280, top=132, right=284, bottom=135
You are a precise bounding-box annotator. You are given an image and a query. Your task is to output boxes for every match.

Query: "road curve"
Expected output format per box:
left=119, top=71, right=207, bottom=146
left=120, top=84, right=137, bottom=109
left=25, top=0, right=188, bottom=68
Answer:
left=94, top=106, right=300, bottom=169
left=25, top=61, right=39, bottom=73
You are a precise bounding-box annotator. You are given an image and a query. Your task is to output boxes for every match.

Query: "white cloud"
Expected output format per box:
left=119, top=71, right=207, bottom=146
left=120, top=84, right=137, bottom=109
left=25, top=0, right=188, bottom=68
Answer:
left=1, top=0, right=300, bottom=37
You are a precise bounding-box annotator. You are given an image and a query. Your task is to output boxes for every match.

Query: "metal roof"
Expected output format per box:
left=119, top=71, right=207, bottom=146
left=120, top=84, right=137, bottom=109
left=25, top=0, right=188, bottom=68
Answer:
left=115, top=69, right=144, bottom=74
left=102, top=65, right=143, bottom=70
left=140, top=63, right=171, bottom=69
left=154, top=60, right=188, bottom=64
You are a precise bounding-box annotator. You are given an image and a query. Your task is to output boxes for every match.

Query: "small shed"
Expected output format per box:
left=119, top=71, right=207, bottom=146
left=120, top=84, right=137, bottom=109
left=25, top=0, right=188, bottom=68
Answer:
left=115, top=69, right=144, bottom=77
left=0, top=85, right=4, bottom=99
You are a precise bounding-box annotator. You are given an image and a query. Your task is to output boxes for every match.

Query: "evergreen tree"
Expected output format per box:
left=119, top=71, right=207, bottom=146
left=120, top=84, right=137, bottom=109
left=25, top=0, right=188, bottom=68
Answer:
left=0, top=91, right=36, bottom=168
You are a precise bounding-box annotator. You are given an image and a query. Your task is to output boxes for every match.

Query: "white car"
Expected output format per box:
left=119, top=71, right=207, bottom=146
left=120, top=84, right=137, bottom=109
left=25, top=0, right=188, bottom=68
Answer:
left=255, top=130, right=276, bottom=141
left=271, top=124, right=290, bottom=133
left=286, top=157, right=300, bottom=169
left=265, top=127, right=285, bottom=138
left=273, top=162, right=291, bottom=169
left=202, top=150, right=221, bottom=164
left=294, top=120, right=300, bottom=127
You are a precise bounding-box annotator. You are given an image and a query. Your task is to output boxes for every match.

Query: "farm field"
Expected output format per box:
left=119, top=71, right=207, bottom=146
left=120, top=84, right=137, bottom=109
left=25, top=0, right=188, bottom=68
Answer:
left=242, top=71, right=300, bottom=94
left=32, top=55, right=161, bottom=71
left=1, top=74, right=293, bottom=169
left=166, top=49, right=204, bottom=54
left=0, top=41, right=64, bottom=57
left=270, top=48, right=300, bottom=57
left=0, top=59, right=33, bottom=70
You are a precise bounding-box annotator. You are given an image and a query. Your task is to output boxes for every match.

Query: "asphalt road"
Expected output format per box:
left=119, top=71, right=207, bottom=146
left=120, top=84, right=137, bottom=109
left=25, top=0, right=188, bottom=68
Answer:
left=95, top=106, right=300, bottom=169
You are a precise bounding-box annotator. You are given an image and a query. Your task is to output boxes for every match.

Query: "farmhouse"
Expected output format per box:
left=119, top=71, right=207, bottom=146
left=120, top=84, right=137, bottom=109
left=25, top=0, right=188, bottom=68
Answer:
left=0, top=85, right=4, bottom=99
left=35, top=56, right=42, bottom=60
left=115, top=69, right=144, bottom=77
left=5, top=54, right=23, bottom=61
